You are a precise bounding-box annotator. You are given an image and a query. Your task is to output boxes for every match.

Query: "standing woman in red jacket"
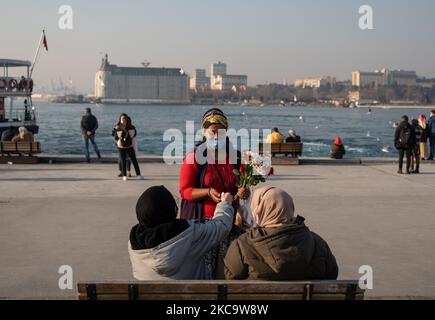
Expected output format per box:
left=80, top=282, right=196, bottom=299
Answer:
left=179, top=108, right=250, bottom=278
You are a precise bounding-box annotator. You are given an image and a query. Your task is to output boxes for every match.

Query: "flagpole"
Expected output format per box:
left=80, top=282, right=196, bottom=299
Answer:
left=30, top=30, right=44, bottom=78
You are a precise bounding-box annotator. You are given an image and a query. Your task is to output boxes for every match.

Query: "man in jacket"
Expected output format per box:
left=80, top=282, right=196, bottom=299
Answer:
left=428, top=110, right=435, bottom=160
left=80, top=108, right=101, bottom=163
left=394, top=115, right=416, bottom=174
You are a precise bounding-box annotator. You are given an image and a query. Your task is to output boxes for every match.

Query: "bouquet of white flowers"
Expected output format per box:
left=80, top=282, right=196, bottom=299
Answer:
left=233, top=151, right=274, bottom=228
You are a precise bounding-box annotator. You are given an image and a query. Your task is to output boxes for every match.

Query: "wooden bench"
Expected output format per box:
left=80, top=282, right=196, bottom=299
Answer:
left=0, top=141, right=41, bottom=155
left=259, top=143, right=303, bottom=158
left=77, top=280, right=364, bottom=300
left=259, top=143, right=303, bottom=165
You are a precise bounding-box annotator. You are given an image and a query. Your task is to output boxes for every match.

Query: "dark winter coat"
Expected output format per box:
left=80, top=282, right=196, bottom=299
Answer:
left=80, top=114, right=98, bottom=135
left=330, top=144, right=345, bottom=159
left=394, top=122, right=416, bottom=150
left=224, top=216, right=339, bottom=281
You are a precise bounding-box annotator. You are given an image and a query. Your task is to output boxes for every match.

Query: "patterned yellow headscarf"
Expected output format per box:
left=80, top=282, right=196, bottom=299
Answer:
left=201, top=109, right=229, bottom=129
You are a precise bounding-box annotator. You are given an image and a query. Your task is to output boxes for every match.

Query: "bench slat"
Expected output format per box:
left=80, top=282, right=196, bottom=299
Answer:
left=77, top=281, right=364, bottom=300
left=0, top=141, right=41, bottom=155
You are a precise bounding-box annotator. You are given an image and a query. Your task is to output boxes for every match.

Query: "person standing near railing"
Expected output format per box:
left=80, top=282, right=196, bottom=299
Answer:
left=80, top=107, right=101, bottom=163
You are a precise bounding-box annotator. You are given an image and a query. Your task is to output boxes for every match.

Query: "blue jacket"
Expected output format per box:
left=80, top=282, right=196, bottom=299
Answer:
left=429, top=116, right=435, bottom=137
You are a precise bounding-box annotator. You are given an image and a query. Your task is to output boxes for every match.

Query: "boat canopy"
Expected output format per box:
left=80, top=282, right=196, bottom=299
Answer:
left=0, top=59, right=32, bottom=67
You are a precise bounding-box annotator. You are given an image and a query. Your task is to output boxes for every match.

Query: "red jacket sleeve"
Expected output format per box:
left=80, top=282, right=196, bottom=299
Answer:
left=179, top=152, right=198, bottom=201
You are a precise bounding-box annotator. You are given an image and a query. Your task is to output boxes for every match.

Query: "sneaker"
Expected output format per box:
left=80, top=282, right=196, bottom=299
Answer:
left=397, top=170, right=403, bottom=174
left=428, top=157, right=434, bottom=161
left=137, top=175, right=144, bottom=180
left=123, top=176, right=128, bottom=181
left=128, top=172, right=132, bottom=178
left=117, top=173, right=122, bottom=178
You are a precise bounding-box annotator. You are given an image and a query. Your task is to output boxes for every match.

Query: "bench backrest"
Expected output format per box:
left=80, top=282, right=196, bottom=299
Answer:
left=0, top=141, right=41, bottom=154
left=77, top=280, right=364, bottom=300
left=259, top=143, right=303, bottom=154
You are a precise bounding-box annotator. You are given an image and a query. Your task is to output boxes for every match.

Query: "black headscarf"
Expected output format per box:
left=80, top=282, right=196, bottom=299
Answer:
left=130, top=186, right=189, bottom=250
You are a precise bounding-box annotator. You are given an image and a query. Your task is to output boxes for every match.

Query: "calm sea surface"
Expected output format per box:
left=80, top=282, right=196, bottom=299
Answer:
left=33, top=102, right=432, bottom=158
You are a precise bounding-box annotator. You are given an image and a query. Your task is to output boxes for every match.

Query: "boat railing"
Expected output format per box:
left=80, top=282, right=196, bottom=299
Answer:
left=0, top=76, right=34, bottom=94
left=3, top=106, right=36, bottom=122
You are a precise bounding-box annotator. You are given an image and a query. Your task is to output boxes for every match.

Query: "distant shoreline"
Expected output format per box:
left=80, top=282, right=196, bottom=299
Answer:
left=31, top=99, right=435, bottom=109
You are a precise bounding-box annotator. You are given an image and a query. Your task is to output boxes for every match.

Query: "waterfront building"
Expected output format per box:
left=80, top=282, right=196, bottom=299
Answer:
left=94, top=54, right=190, bottom=104
left=210, top=61, right=248, bottom=91
left=293, top=76, right=336, bottom=88
left=352, top=68, right=417, bottom=88
left=189, top=69, right=210, bottom=91
left=211, top=74, right=248, bottom=91
left=211, top=62, right=227, bottom=78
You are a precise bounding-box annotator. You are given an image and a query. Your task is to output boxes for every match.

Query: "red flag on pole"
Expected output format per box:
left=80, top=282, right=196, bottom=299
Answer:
left=42, top=31, right=48, bottom=51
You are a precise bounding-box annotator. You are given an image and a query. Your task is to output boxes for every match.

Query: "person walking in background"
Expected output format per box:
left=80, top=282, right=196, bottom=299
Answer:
left=428, top=110, right=435, bottom=160
left=80, top=107, right=101, bottom=163
left=224, top=187, right=338, bottom=281
left=395, top=116, right=416, bottom=174
left=418, top=115, right=429, bottom=161
left=266, top=128, right=284, bottom=144
left=330, top=136, right=345, bottom=159
left=114, top=114, right=143, bottom=181
left=410, top=119, right=423, bottom=174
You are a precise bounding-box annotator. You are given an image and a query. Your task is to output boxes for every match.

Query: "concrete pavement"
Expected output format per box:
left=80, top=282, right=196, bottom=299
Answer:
left=1, top=162, right=435, bottom=299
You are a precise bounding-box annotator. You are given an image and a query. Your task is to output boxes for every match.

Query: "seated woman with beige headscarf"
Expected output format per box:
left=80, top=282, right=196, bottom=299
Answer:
left=224, top=187, right=338, bottom=281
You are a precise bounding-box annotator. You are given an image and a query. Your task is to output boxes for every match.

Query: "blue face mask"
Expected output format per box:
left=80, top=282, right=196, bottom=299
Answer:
left=207, top=138, right=226, bottom=150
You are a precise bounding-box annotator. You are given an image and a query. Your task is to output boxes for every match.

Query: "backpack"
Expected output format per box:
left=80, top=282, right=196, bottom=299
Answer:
left=398, top=125, right=412, bottom=148
left=119, top=129, right=132, bottom=148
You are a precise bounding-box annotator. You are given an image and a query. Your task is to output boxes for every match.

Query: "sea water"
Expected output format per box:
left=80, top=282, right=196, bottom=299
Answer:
left=34, top=102, right=431, bottom=158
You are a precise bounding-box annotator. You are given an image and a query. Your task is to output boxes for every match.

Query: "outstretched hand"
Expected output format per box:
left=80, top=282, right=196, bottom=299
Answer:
left=221, top=192, right=233, bottom=204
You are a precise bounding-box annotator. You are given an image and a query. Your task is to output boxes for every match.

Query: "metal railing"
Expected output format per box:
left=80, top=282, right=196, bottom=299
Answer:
left=0, top=77, right=34, bottom=94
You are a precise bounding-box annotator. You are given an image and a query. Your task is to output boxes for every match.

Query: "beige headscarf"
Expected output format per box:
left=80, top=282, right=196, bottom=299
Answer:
left=251, top=186, right=295, bottom=228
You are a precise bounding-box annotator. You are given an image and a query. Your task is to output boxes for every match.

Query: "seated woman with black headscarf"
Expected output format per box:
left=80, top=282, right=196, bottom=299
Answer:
left=128, top=186, right=235, bottom=280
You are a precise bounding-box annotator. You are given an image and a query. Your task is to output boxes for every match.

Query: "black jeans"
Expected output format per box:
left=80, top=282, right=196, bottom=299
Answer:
left=398, top=149, right=411, bottom=172
left=430, top=136, right=435, bottom=158
left=118, top=148, right=140, bottom=176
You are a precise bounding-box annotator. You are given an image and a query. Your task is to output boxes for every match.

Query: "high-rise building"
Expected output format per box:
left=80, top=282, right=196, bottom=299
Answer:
left=189, top=69, right=210, bottom=90
left=211, top=62, right=227, bottom=78
left=210, top=61, right=247, bottom=91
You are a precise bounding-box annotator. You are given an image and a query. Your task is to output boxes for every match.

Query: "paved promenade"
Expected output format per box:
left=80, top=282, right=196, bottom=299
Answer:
left=1, top=161, right=435, bottom=299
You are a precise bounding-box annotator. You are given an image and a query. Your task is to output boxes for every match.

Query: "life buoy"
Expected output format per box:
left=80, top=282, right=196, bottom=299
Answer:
left=9, top=79, right=18, bottom=89
left=0, top=78, right=6, bottom=89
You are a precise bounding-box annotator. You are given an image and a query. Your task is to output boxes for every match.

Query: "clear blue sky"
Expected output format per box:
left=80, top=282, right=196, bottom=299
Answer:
left=2, top=0, right=435, bottom=93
